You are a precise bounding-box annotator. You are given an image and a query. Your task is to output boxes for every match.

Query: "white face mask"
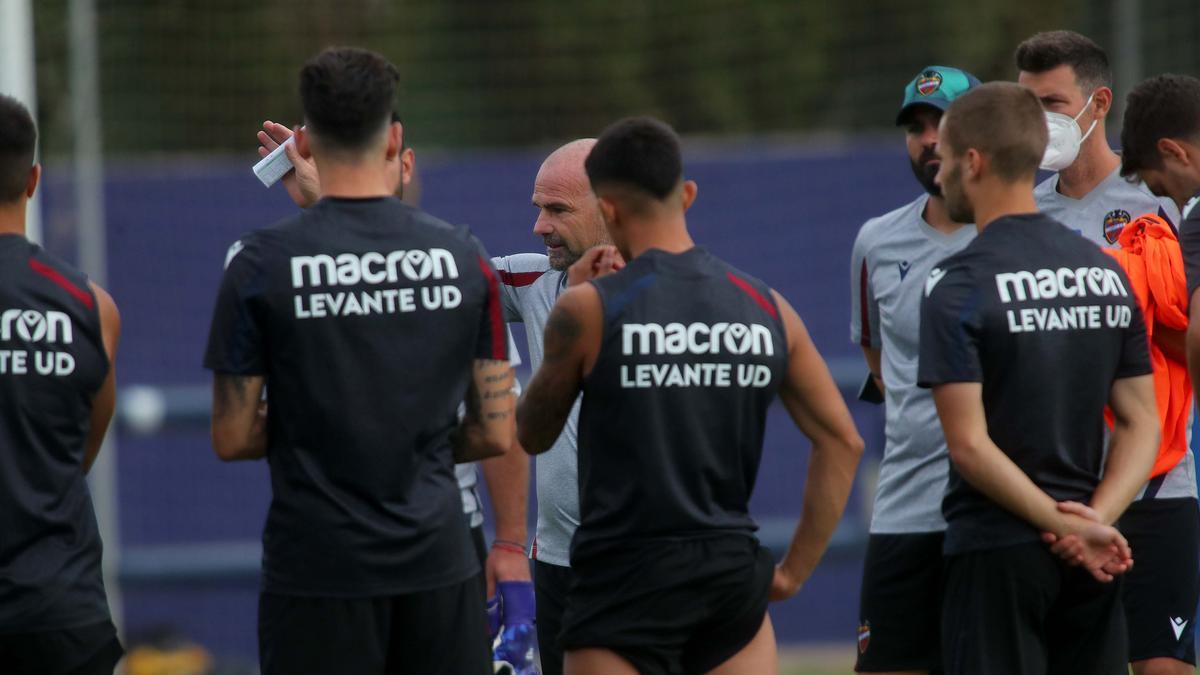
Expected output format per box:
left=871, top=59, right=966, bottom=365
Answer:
left=1040, top=93, right=1098, bottom=172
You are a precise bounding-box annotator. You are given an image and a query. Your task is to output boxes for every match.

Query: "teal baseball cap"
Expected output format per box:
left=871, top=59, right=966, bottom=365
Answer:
left=896, top=65, right=982, bottom=125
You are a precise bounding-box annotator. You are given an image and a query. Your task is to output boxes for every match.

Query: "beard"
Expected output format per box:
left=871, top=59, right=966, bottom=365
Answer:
left=544, top=235, right=580, bottom=270
left=909, top=150, right=941, bottom=197
left=941, top=163, right=974, bottom=223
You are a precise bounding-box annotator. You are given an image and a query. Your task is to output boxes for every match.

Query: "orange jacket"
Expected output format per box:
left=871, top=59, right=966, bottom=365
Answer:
left=1104, top=213, right=1192, bottom=479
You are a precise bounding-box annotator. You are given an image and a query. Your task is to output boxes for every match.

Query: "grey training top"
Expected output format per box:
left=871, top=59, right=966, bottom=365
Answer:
left=851, top=194, right=976, bottom=533
left=1035, top=168, right=1196, bottom=501
left=494, top=253, right=579, bottom=567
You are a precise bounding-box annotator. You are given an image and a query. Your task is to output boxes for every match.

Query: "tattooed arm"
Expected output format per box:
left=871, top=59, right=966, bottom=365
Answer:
left=452, top=359, right=516, bottom=463
left=211, top=373, right=268, bottom=461
left=517, top=284, right=602, bottom=455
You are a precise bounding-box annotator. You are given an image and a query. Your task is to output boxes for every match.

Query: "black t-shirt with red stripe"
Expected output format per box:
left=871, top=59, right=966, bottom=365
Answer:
left=204, top=196, right=507, bottom=596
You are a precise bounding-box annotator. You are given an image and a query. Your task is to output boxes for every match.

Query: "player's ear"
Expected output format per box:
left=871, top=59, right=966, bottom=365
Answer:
left=681, top=180, right=698, bottom=212
left=1158, top=138, right=1190, bottom=168
left=25, top=164, right=40, bottom=199
left=385, top=122, right=402, bottom=161
left=964, top=148, right=983, bottom=181
left=400, top=147, right=416, bottom=186
left=598, top=196, right=618, bottom=229
left=294, top=126, right=313, bottom=160
left=1092, top=86, right=1114, bottom=117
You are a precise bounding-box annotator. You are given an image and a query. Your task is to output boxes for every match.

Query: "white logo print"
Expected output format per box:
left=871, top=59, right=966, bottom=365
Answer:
left=224, top=240, right=245, bottom=269
left=622, top=322, right=774, bottom=356
left=0, top=308, right=77, bottom=376
left=925, top=268, right=948, bottom=297
left=1171, top=617, right=1189, bottom=641
left=994, top=266, right=1128, bottom=303
left=1, top=309, right=73, bottom=344
left=290, top=249, right=460, bottom=288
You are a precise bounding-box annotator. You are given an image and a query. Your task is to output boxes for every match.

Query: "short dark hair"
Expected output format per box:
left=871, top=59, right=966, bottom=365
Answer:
left=585, top=116, right=682, bottom=201
left=299, top=47, right=399, bottom=152
left=942, top=82, right=1048, bottom=182
left=0, top=95, right=37, bottom=203
left=1120, top=74, right=1200, bottom=178
left=1015, top=30, right=1111, bottom=90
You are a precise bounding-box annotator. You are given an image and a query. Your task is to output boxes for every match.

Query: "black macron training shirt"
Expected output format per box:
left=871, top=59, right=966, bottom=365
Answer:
left=204, top=196, right=507, bottom=596
left=917, top=213, right=1151, bottom=555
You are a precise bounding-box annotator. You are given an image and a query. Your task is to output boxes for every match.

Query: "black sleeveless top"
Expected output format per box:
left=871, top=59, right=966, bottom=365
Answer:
left=0, top=235, right=111, bottom=632
left=572, top=247, right=787, bottom=561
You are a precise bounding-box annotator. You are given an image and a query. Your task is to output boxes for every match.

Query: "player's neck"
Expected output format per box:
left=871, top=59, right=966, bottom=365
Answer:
left=1055, top=138, right=1120, bottom=200
left=923, top=195, right=965, bottom=233
left=973, top=182, right=1039, bottom=232
left=1169, top=178, right=1200, bottom=214
left=626, top=216, right=695, bottom=259
left=0, top=201, right=29, bottom=238
left=314, top=158, right=396, bottom=199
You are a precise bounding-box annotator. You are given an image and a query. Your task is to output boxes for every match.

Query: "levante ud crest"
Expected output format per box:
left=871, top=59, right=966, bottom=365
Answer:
left=1103, top=209, right=1131, bottom=245
left=916, top=71, right=943, bottom=96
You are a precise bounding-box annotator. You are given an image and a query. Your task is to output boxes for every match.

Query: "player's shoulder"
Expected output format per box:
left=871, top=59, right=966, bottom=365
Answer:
left=493, top=252, right=552, bottom=274
left=715, top=255, right=772, bottom=295
left=26, top=241, right=88, bottom=285
left=922, top=242, right=987, bottom=301
left=856, top=194, right=927, bottom=249
left=492, top=252, right=556, bottom=293
left=1033, top=174, right=1059, bottom=200
left=220, top=225, right=281, bottom=273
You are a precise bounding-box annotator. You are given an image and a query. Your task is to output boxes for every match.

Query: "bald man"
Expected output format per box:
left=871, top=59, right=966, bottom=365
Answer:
left=492, top=139, right=618, bottom=675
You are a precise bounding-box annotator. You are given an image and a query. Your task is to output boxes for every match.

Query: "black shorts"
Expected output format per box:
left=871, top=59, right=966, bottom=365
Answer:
left=560, top=534, right=773, bottom=675
left=258, top=577, right=491, bottom=675
left=0, top=620, right=123, bottom=675
left=534, top=560, right=573, bottom=675
left=1120, top=496, right=1200, bottom=665
left=855, top=532, right=944, bottom=673
left=942, top=541, right=1127, bottom=675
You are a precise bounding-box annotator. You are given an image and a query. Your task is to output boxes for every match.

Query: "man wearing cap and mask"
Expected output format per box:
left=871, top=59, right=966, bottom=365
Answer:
left=848, top=64, right=980, bottom=675
left=1018, top=31, right=1196, bottom=675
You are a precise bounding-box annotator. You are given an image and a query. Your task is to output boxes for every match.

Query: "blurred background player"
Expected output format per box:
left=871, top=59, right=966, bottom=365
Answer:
left=0, top=94, right=124, bottom=675
left=204, top=47, right=514, bottom=674
left=848, top=64, right=979, bottom=675
left=517, top=116, right=864, bottom=675
left=1018, top=31, right=1199, bottom=675
left=919, top=81, right=1159, bottom=675
left=1118, top=72, right=1200, bottom=674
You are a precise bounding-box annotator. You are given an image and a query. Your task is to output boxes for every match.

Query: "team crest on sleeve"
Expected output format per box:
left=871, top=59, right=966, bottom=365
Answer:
left=857, top=621, right=871, bottom=653
left=1102, top=209, right=1131, bottom=245
left=916, top=71, right=943, bottom=96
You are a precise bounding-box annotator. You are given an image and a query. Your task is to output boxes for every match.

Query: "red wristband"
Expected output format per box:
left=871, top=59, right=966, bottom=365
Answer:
left=491, top=540, right=526, bottom=555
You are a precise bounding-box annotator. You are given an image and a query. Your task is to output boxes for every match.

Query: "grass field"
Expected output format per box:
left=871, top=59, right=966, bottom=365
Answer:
left=779, top=645, right=853, bottom=675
